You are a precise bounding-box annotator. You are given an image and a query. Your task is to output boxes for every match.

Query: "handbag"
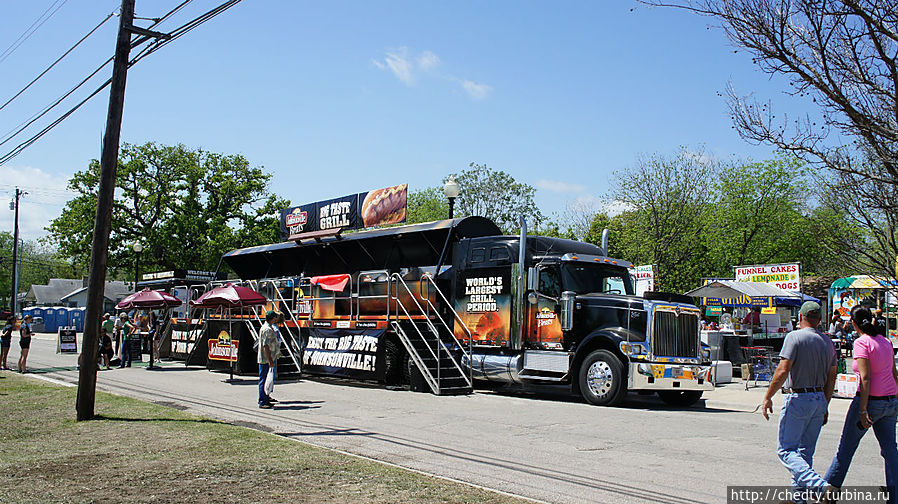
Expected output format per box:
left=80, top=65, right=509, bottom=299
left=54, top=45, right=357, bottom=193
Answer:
left=264, top=367, right=275, bottom=395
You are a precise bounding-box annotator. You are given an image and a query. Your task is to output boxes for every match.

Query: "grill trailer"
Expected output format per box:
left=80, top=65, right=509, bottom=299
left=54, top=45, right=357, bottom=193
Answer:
left=222, top=216, right=713, bottom=406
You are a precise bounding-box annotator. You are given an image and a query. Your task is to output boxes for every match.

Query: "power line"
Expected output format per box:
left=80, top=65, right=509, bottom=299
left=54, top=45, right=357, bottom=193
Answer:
left=0, top=0, right=242, bottom=167
left=0, top=55, right=114, bottom=147
left=0, top=10, right=117, bottom=113
left=0, top=1, right=191, bottom=144
left=0, top=0, right=70, bottom=65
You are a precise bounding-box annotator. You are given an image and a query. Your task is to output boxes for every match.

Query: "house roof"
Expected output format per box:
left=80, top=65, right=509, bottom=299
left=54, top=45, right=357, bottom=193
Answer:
left=60, top=281, right=133, bottom=302
left=29, top=279, right=135, bottom=305
left=28, top=279, right=82, bottom=305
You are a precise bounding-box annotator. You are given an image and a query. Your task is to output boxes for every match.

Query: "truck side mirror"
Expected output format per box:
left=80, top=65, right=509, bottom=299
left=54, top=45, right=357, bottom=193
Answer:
left=560, top=291, right=575, bottom=331
left=527, top=267, right=538, bottom=292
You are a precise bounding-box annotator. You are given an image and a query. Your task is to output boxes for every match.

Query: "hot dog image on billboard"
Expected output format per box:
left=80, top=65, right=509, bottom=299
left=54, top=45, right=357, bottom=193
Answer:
left=361, top=183, right=407, bottom=227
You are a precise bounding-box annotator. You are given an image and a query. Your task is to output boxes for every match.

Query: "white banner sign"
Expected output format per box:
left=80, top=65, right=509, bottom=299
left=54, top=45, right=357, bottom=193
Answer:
left=733, top=263, right=801, bottom=293
left=634, top=265, right=654, bottom=297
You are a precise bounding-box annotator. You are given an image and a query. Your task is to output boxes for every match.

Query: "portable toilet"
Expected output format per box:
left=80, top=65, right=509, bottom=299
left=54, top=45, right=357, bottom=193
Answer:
left=22, top=307, right=36, bottom=319
left=76, top=307, right=86, bottom=331
left=55, top=307, right=70, bottom=330
left=42, top=308, right=57, bottom=332
left=68, top=307, right=85, bottom=332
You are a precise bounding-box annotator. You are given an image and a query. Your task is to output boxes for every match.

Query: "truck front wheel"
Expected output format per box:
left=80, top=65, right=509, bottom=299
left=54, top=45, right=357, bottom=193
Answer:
left=657, top=390, right=703, bottom=407
left=578, top=350, right=626, bottom=406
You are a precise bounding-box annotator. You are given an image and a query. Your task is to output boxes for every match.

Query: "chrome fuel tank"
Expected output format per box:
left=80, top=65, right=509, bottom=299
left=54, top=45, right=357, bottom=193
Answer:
left=465, top=352, right=523, bottom=384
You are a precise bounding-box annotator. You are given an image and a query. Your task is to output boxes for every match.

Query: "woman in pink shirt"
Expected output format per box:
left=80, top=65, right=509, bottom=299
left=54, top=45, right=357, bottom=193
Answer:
left=825, top=305, right=898, bottom=499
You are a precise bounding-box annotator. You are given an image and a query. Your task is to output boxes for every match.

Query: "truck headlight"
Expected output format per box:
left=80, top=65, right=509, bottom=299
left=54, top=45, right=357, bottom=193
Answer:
left=620, top=342, right=647, bottom=356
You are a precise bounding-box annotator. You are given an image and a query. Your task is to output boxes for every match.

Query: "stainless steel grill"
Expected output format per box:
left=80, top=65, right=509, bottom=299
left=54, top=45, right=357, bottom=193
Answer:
left=652, top=309, right=699, bottom=358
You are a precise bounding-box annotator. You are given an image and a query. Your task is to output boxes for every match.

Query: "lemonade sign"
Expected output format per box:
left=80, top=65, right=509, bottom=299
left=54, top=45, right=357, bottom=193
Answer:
left=734, top=263, right=801, bottom=293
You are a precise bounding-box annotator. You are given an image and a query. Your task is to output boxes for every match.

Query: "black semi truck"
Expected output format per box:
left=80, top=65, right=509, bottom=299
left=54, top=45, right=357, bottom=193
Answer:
left=221, top=216, right=713, bottom=406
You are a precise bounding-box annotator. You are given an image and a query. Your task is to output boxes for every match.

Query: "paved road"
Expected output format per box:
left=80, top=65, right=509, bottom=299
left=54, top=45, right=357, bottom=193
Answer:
left=6, top=333, right=891, bottom=503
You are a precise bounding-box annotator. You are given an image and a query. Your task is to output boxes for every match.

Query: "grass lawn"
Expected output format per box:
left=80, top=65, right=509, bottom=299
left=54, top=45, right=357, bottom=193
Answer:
left=0, top=372, right=527, bottom=504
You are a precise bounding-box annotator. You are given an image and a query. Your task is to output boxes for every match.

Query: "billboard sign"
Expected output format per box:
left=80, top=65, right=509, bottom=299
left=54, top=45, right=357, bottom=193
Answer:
left=633, top=265, right=654, bottom=297
left=734, top=263, right=801, bottom=293
left=279, top=184, right=408, bottom=240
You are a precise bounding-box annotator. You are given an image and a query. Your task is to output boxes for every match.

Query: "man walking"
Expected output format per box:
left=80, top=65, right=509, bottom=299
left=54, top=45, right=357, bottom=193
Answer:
left=762, top=301, right=837, bottom=501
left=257, top=310, right=282, bottom=409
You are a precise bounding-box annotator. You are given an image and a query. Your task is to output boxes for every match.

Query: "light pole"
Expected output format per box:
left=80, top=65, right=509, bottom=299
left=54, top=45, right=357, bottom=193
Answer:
left=443, top=175, right=460, bottom=219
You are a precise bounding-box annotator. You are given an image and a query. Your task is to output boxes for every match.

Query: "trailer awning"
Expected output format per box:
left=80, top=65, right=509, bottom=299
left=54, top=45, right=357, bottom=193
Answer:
left=222, top=216, right=502, bottom=280
left=685, top=280, right=798, bottom=299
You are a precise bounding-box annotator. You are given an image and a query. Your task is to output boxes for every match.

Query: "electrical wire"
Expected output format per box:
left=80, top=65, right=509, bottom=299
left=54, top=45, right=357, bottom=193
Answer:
left=0, top=1, right=193, bottom=145
left=0, top=0, right=242, bottom=167
left=0, top=10, right=117, bottom=113
left=0, top=0, right=70, bottom=65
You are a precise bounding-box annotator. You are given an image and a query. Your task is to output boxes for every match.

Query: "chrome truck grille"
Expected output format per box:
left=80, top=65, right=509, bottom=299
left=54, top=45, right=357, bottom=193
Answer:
left=652, top=309, right=699, bottom=358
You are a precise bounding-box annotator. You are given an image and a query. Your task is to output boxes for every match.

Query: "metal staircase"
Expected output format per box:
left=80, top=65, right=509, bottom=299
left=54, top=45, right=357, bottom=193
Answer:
left=245, top=279, right=303, bottom=375
left=390, top=273, right=473, bottom=395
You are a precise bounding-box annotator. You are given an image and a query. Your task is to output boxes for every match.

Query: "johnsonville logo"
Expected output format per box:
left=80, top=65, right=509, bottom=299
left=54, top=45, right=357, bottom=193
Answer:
left=286, top=210, right=308, bottom=227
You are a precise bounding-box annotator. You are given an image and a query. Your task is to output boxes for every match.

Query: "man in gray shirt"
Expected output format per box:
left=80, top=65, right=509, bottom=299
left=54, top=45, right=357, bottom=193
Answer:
left=762, top=301, right=837, bottom=500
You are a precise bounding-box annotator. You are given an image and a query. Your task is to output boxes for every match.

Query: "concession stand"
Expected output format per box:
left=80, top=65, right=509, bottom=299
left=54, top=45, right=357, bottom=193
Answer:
left=685, top=280, right=800, bottom=361
left=829, top=275, right=898, bottom=343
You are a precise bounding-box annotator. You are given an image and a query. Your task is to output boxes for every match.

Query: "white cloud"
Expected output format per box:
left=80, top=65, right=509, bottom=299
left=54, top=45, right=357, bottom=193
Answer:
left=373, top=47, right=491, bottom=100
left=383, top=48, right=415, bottom=85
left=0, top=165, right=75, bottom=241
left=602, top=199, right=633, bottom=216
left=460, top=80, right=491, bottom=100
left=417, top=50, right=440, bottom=70
left=536, top=179, right=587, bottom=194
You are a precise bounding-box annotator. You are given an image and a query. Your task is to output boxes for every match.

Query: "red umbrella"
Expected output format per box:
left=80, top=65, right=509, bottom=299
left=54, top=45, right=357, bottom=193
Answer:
left=189, top=283, right=267, bottom=308
left=116, top=288, right=183, bottom=310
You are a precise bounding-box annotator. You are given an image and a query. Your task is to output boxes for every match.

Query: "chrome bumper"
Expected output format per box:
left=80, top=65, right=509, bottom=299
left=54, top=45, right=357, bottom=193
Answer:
left=628, top=362, right=714, bottom=391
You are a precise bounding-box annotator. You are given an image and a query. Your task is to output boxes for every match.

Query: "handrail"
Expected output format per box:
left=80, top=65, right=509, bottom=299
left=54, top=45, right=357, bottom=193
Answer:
left=390, top=276, right=441, bottom=364
left=256, top=278, right=303, bottom=374
left=419, top=273, right=473, bottom=385
left=390, top=275, right=443, bottom=392
left=354, top=270, right=391, bottom=320
left=419, top=273, right=473, bottom=357
left=391, top=322, right=440, bottom=393
left=390, top=273, right=473, bottom=391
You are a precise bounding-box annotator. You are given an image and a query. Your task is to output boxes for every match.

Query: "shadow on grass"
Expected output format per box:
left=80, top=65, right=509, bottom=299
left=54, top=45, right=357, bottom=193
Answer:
left=93, top=414, right=227, bottom=425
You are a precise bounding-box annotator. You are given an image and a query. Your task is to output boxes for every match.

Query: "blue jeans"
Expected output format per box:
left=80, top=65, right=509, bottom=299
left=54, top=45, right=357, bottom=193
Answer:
left=258, top=363, right=273, bottom=406
left=119, top=339, right=132, bottom=367
left=825, top=396, right=898, bottom=503
left=778, top=392, right=829, bottom=493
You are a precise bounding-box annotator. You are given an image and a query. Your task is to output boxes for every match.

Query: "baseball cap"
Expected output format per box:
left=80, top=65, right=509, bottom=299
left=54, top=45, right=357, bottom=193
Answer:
left=799, top=301, right=821, bottom=317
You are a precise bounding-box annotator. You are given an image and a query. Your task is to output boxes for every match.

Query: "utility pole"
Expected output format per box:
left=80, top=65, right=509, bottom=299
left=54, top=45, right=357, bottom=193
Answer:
left=10, top=188, right=24, bottom=314
left=77, top=0, right=136, bottom=421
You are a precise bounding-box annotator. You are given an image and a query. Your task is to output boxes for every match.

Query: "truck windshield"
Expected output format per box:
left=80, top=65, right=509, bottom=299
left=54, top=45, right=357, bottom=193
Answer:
left=561, top=263, right=635, bottom=296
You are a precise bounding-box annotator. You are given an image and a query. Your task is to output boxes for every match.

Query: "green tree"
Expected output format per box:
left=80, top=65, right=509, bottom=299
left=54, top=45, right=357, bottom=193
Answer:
left=48, top=142, right=288, bottom=275
left=406, top=186, right=449, bottom=224
left=609, top=149, right=716, bottom=292
left=452, top=163, right=545, bottom=234
left=708, top=156, right=805, bottom=271
left=0, top=232, right=84, bottom=309
left=585, top=151, right=851, bottom=293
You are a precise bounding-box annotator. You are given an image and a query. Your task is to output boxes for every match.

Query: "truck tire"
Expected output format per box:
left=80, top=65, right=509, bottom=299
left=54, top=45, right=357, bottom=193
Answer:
left=578, top=349, right=626, bottom=406
left=657, top=390, right=703, bottom=407
left=382, top=337, right=404, bottom=385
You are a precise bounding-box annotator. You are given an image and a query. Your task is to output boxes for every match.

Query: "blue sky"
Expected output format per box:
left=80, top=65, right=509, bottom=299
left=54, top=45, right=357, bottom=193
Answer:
left=0, top=0, right=811, bottom=240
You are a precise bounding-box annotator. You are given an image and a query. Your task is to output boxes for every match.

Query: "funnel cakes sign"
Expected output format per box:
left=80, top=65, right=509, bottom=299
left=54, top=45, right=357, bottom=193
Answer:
left=279, top=184, right=407, bottom=240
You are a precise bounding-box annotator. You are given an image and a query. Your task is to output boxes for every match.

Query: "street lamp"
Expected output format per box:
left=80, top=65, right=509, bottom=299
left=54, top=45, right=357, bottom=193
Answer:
left=132, top=242, right=143, bottom=292
left=443, top=175, right=460, bottom=219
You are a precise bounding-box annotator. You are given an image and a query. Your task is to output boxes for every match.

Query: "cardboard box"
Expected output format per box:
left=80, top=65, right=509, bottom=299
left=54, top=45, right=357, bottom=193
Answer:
left=835, top=373, right=857, bottom=399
